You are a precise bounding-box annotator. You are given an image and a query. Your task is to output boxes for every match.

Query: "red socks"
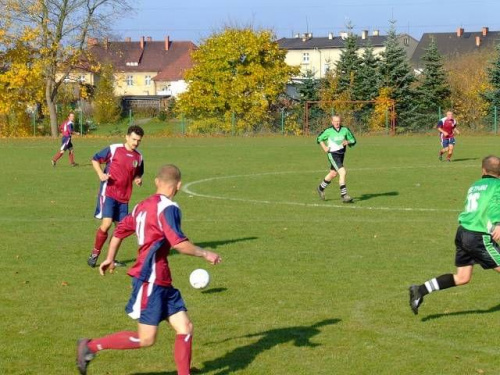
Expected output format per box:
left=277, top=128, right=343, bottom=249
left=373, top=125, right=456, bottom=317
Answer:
left=69, top=152, right=75, bottom=164
left=92, top=228, right=108, bottom=256
left=174, top=334, right=192, bottom=375
left=52, top=152, right=63, bottom=162
left=88, top=331, right=141, bottom=352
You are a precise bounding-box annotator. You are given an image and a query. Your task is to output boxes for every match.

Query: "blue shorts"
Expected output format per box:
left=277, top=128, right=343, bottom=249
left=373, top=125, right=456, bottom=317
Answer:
left=125, top=278, right=187, bottom=326
left=441, top=137, right=456, bottom=148
left=60, top=136, right=73, bottom=151
left=94, top=195, right=128, bottom=222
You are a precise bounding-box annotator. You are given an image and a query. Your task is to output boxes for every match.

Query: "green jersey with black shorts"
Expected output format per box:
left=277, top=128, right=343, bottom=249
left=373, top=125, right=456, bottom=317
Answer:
left=455, top=175, right=500, bottom=269
left=317, top=126, right=356, bottom=171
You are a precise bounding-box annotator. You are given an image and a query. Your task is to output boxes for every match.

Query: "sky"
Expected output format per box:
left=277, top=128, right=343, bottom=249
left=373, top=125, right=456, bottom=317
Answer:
left=112, top=0, right=500, bottom=44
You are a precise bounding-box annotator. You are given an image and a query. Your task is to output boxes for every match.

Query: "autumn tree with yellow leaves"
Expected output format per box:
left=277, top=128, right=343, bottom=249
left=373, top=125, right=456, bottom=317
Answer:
left=0, top=0, right=131, bottom=137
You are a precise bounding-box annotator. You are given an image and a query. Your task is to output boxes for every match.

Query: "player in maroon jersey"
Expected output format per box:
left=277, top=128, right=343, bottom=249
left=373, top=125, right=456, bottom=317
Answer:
left=437, top=111, right=460, bottom=162
left=51, top=112, right=79, bottom=167
left=87, top=125, right=145, bottom=268
left=77, top=164, right=222, bottom=375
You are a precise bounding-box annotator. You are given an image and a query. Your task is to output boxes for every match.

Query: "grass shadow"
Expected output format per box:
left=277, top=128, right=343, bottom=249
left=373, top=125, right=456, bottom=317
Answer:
left=449, top=157, right=479, bottom=162
left=422, top=303, right=500, bottom=322
left=131, top=318, right=341, bottom=375
left=355, top=191, right=399, bottom=202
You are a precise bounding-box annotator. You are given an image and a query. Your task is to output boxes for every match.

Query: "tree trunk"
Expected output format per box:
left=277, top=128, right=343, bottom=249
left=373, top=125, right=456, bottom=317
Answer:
left=46, top=79, right=58, bottom=137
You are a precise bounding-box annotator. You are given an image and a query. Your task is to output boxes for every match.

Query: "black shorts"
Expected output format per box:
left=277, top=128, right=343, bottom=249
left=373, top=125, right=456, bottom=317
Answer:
left=327, top=152, right=345, bottom=171
left=454, top=225, right=500, bottom=269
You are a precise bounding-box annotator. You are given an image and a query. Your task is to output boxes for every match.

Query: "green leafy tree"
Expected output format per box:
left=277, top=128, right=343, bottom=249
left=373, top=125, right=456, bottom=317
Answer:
left=177, top=27, right=299, bottom=133
left=483, top=41, right=500, bottom=116
left=93, top=63, right=121, bottom=124
left=379, top=20, right=416, bottom=129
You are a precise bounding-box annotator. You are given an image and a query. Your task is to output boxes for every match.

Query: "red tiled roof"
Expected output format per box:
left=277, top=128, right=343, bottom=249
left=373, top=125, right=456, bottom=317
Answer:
left=88, top=39, right=196, bottom=81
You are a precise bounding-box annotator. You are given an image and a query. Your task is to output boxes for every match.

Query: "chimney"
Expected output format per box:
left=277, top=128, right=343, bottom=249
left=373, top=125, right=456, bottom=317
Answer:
left=372, top=30, right=379, bottom=36
left=361, top=30, right=368, bottom=40
left=104, top=37, right=109, bottom=50
left=476, top=36, right=481, bottom=47
left=165, top=36, right=170, bottom=51
left=146, top=36, right=152, bottom=42
left=328, top=32, right=334, bottom=40
left=294, top=33, right=300, bottom=38
left=340, top=31, right=348, bottom=40
left=140, top=36, right=145, bottom=49
left=87, top=37, right=98, bottom=47
left=482, top=27, right=489, bottom=36
left=125, top=37, right=131, bottom=42
left=457, top=28, right=464, bottom=37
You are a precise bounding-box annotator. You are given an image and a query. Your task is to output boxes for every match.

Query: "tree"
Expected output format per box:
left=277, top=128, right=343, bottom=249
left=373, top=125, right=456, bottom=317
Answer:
left=1, top=0, right=131, bottom=136
left=379, top=20, right=416, bottom=129
left=415, top=37, right=451, bottom=111
left=356, top=41, right=380, bottom=101
left=483, top=41, right=500, bottom=117
left=93, top=63, right=120, bottom=124
left=335, top=23, right=360, bottom=98
left=177, top=27, right=299, bottom=133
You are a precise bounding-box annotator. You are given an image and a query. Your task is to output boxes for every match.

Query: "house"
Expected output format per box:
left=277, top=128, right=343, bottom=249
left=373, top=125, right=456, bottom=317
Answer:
left=63, top=36, right=196, bottom=98
left=277, top=30, right=418, bottom=80
left=411, top=27, right=500, bottom=69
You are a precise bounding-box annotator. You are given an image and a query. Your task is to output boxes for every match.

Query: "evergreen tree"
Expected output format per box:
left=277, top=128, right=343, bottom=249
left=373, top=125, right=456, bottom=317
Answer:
left=297, top=70, right=320, bottom=101
left=416, top=37, right=451, bottom=112
left=379, top=20, right=416, bottom=129
left=335, top=23, right=360, bottom=98
left=484, top=41, right=500, bottom=115
left=355, top=40, right=380, bottom=101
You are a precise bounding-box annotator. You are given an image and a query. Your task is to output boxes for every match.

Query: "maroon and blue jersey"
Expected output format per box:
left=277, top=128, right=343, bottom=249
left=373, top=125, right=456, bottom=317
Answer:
left=93, top=144, right=144, bottom=203
left=114, top=194, right=188, bottom=287
left=60, top=119, right=74, bottom=137
left=437, top=117, right=457, bottom=140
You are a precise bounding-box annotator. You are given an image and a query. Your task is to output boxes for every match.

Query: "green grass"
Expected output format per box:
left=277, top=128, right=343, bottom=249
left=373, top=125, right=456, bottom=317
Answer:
left=1, top=134, right=499, bottom=374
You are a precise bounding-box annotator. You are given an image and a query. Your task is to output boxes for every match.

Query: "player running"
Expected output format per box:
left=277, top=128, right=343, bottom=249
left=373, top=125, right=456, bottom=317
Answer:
left=87, top=125, right=145, bottom=268
left=437, top=111, right=459, bottom=162
left=51, top=112, right=79, bottom=167
left=316, top=115, right=357, bottom=202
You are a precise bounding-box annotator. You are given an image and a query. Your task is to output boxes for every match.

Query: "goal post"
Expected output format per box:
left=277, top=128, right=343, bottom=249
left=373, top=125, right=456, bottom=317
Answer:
left=304, top=100, right=396, bottom=135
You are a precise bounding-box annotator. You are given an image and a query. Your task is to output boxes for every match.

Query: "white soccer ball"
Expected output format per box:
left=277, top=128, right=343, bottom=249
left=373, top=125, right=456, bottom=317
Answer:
left=189, top=269, right=210, bottom=289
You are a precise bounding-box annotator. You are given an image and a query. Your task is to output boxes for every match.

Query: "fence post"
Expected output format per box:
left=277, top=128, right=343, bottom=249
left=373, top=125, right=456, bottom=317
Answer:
left=495, top=106, right=498, bottom=134
left=438, top=106, right=442, bottom=119
left=385, top=109, right=389, bottom=135
left=129, top=108, right=133, bottom=125
left=32, top=111, right=36, bottom=136
left=181, top=114, right=185, bottom=135
left=231, top=112, right=235, bottom=136
left=281, top=109, right=285, bottom=135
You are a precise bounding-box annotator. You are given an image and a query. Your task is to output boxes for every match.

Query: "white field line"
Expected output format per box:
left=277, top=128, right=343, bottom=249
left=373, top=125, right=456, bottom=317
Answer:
left=182, top=165, right=473, bottom=213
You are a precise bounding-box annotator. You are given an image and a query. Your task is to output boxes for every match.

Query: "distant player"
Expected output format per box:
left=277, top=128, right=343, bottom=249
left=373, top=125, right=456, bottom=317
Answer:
left=437, top=111, right=460, bottom=162
left=87, top=125, right=145, bottom=268
left=316, top=115, right=357, bottom=202
left=409, top=155, right=500, bottom=315
left=76, top=164, right=222, bottom=375
left=51, top=112, right=79, bottom=167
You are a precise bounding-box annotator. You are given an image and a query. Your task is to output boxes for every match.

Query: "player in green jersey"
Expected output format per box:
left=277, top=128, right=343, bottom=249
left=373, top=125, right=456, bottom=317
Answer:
left=409, top=155, right=500, bottom=315
left=316, top=115, right=357, bottom=203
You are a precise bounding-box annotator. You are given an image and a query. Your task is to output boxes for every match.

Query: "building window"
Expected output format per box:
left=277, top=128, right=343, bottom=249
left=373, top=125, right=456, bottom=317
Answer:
left=126, top=75, right=134, bottom=86
left=302, top=52, right=310, bottom=64
left=145, top=75, right=152, bottom=86
left=323, top=63, right=330, bottom=74
left=78, top=75, right=86, bottom=83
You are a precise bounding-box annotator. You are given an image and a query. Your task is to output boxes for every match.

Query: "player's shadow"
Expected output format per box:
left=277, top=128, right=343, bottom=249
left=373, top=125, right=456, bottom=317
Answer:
left=119, top=236, right=258, bottom=264
left=448, top=157, right=478, bottom=162
left=131, top=318, right=341, bottom=375
left=421, top=303, right=500, bottom=322
left=355, top=191, right=399, bottom=202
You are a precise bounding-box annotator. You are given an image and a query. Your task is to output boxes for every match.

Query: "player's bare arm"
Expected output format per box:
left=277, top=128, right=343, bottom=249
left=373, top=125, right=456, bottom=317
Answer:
left=492, top=225, right=500, bottom=242
left=99, top=236, right=123, bottom=275
left=174, top=241, right=222, bottom=265
left=319, top=141, right=329, bottom=153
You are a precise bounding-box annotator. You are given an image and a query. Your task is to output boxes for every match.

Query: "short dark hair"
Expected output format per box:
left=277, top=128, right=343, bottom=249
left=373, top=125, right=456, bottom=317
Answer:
left=482, top=155, right=500, bottom=176
left=127, top=125, right=144, bottom=137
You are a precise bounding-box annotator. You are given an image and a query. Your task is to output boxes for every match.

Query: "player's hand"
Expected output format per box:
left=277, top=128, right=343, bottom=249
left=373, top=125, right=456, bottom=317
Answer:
left=99, top=173, right=111, bottom=182
left=134, top=177, right=142, bottom=187
left=204, top=250, right=222, bottom=265
left=491, top=225, right=500, bottom=243
left=99, top=259, right=116, bottom=275
left=342, top=140, right=349, bottom=146
left=442, top=131, right=449, bottom=137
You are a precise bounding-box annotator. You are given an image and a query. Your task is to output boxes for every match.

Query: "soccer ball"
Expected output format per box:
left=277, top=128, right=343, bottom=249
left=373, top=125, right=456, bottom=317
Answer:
left=189, top=269, right=210, bottom=289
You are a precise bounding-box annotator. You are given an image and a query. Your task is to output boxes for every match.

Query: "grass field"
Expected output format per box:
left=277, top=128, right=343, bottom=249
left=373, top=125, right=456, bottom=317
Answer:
left=1, top=133, right=499, bottom=375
